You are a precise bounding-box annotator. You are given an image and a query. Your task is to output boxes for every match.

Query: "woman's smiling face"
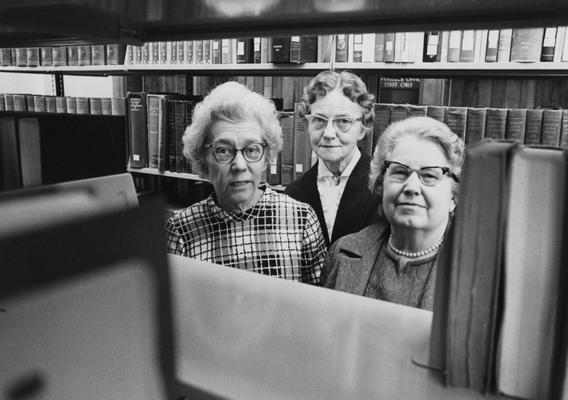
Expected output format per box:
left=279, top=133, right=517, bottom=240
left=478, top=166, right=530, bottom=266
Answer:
left=382, top=135, right=456, bottom=234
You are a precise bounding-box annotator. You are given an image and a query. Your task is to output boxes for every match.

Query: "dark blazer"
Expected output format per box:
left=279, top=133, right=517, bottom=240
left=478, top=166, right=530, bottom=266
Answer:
left=284, top=153, right=381, bottom=247
left=321, top=222, right=388, bottom=295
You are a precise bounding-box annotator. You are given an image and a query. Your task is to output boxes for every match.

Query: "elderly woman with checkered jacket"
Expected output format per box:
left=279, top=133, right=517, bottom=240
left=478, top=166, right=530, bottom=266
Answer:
left=166, top=81, right=326, bottom=285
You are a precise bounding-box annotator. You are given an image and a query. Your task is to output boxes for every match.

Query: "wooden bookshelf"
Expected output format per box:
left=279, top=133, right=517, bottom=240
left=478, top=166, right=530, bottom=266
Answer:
left=1, top=62, right=568, bottom=78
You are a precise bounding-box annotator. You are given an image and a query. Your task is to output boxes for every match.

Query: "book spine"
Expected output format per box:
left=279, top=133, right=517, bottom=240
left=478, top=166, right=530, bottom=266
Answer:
left=427, top=105, right=446, bottom=122
left=91, top=44, right=106, bottom=65
left=300, top=36, right=318, bottom=63
left=100, top=98, right=112, bottom=115
left=485, top=30, right=499, bottom=62
left=253, top=38, right=262, bottom=63
left=447, top=30, right=462, bottom=62
left=352, top=34, right=363, bottom=62
left=540, top=109, right=563, bottom=146
left=541, top=27, right=557, bottom=62
left=290, top=36, right=301, bottom=63
left=484, top=108, right=508, bottom=139
left=127, top=93, right=148, bottom=168
left=272, top=37, right=291, bottom=63
left=465, top=108, right=487, bottom=144
left=560, top=109, right=568, bottom=149
left=444, top=106, right=468, bottom=140
left=89, top=98, right=102, bottom=115
left=26, top=48, right=40, bottom=67
left=34, top=95, right=46, bottom=113
left=525, top=109, right=544, bottom=145
left=13, top=94, right=27, bottom=111
left=423, top=31, right=441, bottom=62
left=459, top=30, right=475, bottom=62
left=505, top=108, right=527, bottom=143
left=279, top=112, right=294, bottom=185
left=389, top=104, right=410, bottom=123
left=77, top=45, right=91, bottom=66
left=375, top=33, right=385, bottom=62
left=41, top=47, right=53, bottom=66
left=510, top=28, right=544, bottom=62
left=45, top=96, right=57, bottom=113
left=203, top=40, right=211, bottom=64
left=292, top=103, right=312, bottom=180
left=335, top=34, right=349, bottom=62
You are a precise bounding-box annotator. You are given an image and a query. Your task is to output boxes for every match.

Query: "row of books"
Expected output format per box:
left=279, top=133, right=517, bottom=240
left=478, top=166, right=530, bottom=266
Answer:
left=0, top=114, right=127, bottom=192
left=122, top=27, right=568, bottom=66
left=431, top=141, right=568, bottom=399
left=0, top=44, right=125, bottom=67
left=374, top=103, right=568, bottom=148
left=0, top=94, right=126, bottom=116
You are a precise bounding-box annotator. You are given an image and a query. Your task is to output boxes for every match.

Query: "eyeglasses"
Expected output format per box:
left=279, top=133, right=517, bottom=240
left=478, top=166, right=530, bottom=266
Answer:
left=304, top=114, right=362, bottom=133
left=205, top=142, right=267, bottom=164
left=383, top=160, right=459, bottom=186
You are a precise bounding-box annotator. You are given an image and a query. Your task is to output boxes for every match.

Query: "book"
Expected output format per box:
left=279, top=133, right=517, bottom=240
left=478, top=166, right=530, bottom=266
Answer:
left=497, top=29, right=513, bottom=62
left=203, top=40, right=211, bottom=64
left=13, top=94, right=26, bottom=112
left=176, top=41, right=185, bottom=64
left=465, top=107, right=487, bottom=144
left=504, top=108, right=527, bottom=143
left=352, top=34, right=363, bottom=62
left=0, top=116, right=21, bottom=190
left=563, top=27, right=568, bottom=62
left=17, top=118, right=42, bottom=187
left=41, top=47, right=53, bottom=66
left=553, top=27, right=566, bottom=62
left=335, top=34, right=349, bottom=62
left=447, top=30, right=462, bottom=62
left=408, top=104, right=427, bottom=117
left=459, top=30, right=476, bottom=62
left=25, top=95, right=35, bottom=112
left=34, top=95, right=46, bottom=113
left=0, top=48, right=11, bottom=66
left=484, top=108, right=508, bottom=140
left=126, top=92, right=148, bottom=168
left=76, top=97, right=90, bottom=114
left=540, top=109, right=563, bottom=146
left=236, top=38, right=254, bottom=64
left=91, top=44, right=105, bottom=65
left=290, top=36, right=302, bottom=62
left=473, top=30, right=488, bottom=63
left=541, top=27, right=558, bottom=62
left=292, top=104, right=312, bottom=180
left=55, top=96, right=66, bottom=113
left=426, top=105, right=446, bottom=122
left=211, top=39, right=221, bottom=64
left=361, top=33, right=375, bottom=62
left=67, top=45, right=79, bottom=66
left=279, top=111, right=294, bottom=185
left=485, top=30, right=499, bottom=62
left=423, top=31, right=441, bottom=62
left=100, top=98, right=112, bottom=115
left=4, top=94, right=15, bottom=111
left=111, top=98, right=126, bottom=116
left=389, top=104, right=409, bottom=123
left=497, top=147, right=567, bottom=400
left=373, top=103, right=391, bottom=150
left=444, top=106, right=468, bottom=140
left=106, top=44, right=124, bottom=65
left=383, top=32, right=395, bottom=62
left=445, top=141, right=517, bottom=392
left=561, top=109, right=568, bottom=149
left=253, top=37, right=262, bottom=63
left=77, top=45, right=91, bottom=66
left=300, top=36, right=318, bottom=63
left=89, top=98, right=102, bottom=115
left=26, top=48, right=40, bottom=67
left=374, top=33, right=385, bottom=62
left=510, top=28, right=544, bottom=62
left=271, top=37, right=290, bottom=63
left=183, top=41, right=193, bottom=64
left=525, top=108, right=544, bottom=145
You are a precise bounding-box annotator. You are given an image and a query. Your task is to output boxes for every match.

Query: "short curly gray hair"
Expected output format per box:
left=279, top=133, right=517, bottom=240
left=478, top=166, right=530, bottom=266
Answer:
left=183, top=81, right=283, bottom=177
left=299, top=70, right=375, bottom=135
left=369, top=116, right=465, bottom=208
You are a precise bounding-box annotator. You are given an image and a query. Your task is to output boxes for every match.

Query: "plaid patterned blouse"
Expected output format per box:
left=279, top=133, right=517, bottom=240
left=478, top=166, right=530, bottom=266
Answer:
left=166, top=187, right=326, bottom=284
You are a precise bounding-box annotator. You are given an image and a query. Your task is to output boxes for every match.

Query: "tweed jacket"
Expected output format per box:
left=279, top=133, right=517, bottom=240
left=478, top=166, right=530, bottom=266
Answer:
left=321, top=221, right=389, bottom=295
left=284, top=152, right=381, bottom=247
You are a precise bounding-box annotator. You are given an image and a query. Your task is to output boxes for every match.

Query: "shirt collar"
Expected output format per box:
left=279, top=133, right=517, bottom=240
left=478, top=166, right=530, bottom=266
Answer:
left=208, top=186, right=271, bottom=222
left=317, top=147, right=361, bottom=180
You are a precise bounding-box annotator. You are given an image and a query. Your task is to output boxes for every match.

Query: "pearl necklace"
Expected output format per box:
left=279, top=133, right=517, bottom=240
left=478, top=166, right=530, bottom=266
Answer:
left=388, top=234, right=444, bottom=258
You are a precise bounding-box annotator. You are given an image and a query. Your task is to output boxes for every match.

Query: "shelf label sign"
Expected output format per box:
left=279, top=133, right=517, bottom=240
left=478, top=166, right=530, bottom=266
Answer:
left=380, top=77, right=420, bottom=90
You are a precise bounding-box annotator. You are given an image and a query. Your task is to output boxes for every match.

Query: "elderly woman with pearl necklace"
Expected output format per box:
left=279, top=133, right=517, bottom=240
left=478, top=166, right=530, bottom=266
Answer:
left=321, top=116, right=464, bottom=310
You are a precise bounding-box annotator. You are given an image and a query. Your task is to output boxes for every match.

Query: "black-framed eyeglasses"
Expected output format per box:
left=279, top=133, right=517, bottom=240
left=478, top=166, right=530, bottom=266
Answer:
left=383, top=160, right=459, bottom=186
left=304, top=114, right=362, bottom=133
left=205, top=142, right=267, bottom=164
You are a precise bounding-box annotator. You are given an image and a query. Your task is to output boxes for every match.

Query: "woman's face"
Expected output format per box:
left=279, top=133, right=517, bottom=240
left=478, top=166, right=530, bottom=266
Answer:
left=308, top=89, right=365, bottom=173
left=204, top=119, right=266, bottom=212
left=382, top=136, right=456, bottom=234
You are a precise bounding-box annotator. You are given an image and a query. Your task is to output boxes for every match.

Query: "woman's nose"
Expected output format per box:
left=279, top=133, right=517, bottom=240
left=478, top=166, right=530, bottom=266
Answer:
left=402, top=171, right=422, bottom=194
left=230, top=151, right=248, bottom=170
left=321, top=120, right=338, bottom=139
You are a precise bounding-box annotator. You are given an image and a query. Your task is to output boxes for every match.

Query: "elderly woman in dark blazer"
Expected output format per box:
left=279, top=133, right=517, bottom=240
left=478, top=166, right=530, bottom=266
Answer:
left=285, top=70, right=380, bottom=247
left=322, top=116, right=465, bottom=310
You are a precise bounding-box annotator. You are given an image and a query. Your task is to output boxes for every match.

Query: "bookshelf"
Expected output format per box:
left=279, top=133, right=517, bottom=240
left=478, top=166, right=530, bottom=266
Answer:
left=2, top=0, right=568, bottom=398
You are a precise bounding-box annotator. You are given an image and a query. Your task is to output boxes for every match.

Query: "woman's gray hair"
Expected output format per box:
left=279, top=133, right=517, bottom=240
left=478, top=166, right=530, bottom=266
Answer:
left=299, top=70, right=375, bottom=134
left=183, top=81, right=283, bottom=177
left=369, top=116, right=465, bottom=203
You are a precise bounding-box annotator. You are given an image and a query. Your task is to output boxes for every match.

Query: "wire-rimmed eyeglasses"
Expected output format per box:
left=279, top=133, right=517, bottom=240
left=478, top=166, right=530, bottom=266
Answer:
left=205, top=142, right=267, bottom=164
left=383, top=160, right=459, bottom=186
left=304, top=114, right=362, bottom=133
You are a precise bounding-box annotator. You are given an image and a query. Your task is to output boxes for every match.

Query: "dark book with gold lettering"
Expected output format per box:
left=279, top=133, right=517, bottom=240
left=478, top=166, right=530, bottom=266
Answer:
left=465, top=107, right=487, bottom=144
left=444, top=106, right=468, bottom=141
left=126, top=92, right=148, bottom=168
left=505, top=108, right=527, bottom=143
left=484, top=108, right=508, bottom=140
left=525, top=108, right=544, bottom=145
left=540, top=109, right=563, bottom=146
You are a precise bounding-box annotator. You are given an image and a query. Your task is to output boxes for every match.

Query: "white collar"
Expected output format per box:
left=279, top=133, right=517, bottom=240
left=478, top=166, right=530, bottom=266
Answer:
left=317, top=147, right=361, bottom=179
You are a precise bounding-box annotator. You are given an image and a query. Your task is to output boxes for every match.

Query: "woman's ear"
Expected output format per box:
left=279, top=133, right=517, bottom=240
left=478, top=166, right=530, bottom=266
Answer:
left=449, top=197, right=457, bottom=214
